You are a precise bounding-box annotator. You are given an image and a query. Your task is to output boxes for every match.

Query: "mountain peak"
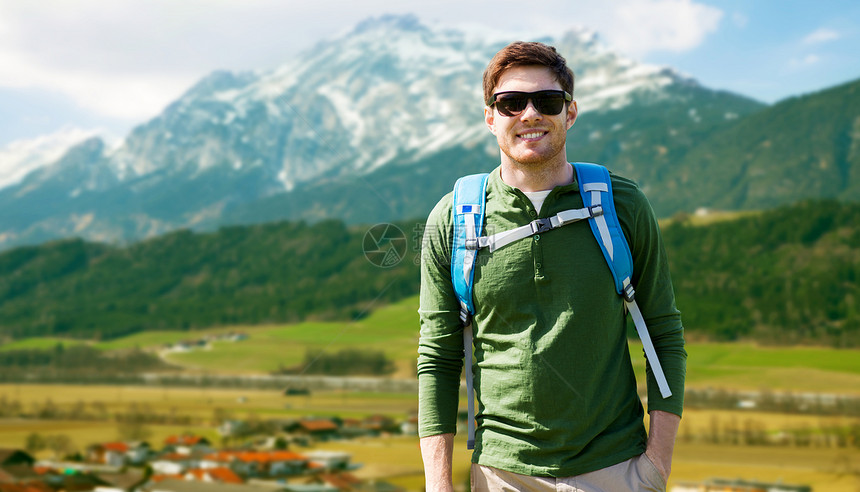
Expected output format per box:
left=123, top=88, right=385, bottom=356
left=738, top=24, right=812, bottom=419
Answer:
left=0, top=15, right=774, bottom=251
left=180, top=70, right=257, bottom=101
left=352, top=14, right=426, bottom=35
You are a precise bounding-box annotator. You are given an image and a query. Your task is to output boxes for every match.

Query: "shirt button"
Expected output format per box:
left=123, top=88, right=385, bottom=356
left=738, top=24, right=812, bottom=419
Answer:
left=529, top=210, right=537, bottom=218
left=534, top=235, right=540, bottom=241
left=536, top=263, right=542, bottom=269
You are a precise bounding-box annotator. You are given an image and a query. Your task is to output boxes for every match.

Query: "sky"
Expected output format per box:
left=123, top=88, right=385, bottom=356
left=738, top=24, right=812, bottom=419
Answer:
left=0, top=0, right=858, bottom=147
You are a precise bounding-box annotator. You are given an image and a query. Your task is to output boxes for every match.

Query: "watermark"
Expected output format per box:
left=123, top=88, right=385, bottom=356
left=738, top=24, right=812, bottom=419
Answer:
left=363, top=223, right=408, bottom=268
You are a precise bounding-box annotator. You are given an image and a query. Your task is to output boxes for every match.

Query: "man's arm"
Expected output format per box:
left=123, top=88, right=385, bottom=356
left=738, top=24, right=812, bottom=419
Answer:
left=417, top=198, right=464, bottom=492
left=645, top=410, right=681, bottom=482
left=420, top=433, right=454, bottom=492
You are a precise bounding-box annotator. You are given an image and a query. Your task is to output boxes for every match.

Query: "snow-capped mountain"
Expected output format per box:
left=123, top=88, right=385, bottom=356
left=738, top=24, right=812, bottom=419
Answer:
left=0, top=128, right=108, bottom=190
left=0, top=14, right=763, bottom=249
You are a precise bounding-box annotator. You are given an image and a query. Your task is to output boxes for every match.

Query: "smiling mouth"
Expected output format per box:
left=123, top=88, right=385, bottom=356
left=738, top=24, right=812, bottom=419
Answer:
left=518, top=131, right=548, bottom=140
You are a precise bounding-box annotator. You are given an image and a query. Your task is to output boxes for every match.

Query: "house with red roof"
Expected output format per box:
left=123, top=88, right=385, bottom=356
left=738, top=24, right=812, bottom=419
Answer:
left=150, top=453, right=196, bottom=476
left=183, top=467, right=243, bottom=484
left=200, top=451, right=309, bottom=478
left=287, top=420, right=339, bottom=442
left=87, top=442, right=150, bottom=466
left=162, top=435, right=213, bottom=456
left=303, top=452, right=351, bottom=472
left=361, top=415, right=397, bottom=434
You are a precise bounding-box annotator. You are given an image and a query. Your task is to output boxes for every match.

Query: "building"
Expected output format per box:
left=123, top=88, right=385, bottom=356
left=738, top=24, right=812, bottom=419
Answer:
left=87, top=442, right=151, bottom=466
left=143, top=478, right=284, bottom=492
left=163, top=435, right=213, bottom=456
left=288, top=421, right=339, bottom=442
left=200, top=451, right=309, bottom=478
left=0, top=450, right=38, bottom=484
left=671, top=478, right=813, bottom=492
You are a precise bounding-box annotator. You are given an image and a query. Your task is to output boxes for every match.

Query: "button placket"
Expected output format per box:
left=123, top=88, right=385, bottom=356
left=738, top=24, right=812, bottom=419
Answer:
left=533, top=226, right=544, bottom=278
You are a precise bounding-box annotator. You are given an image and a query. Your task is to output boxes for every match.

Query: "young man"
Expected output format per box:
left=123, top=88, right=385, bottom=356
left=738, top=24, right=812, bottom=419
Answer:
left=417, top=41, right=686, bottom=491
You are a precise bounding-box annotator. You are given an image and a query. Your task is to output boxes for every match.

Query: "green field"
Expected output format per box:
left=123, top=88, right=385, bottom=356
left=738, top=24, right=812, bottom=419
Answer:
left=5, top=295, right=860, bottom=392
left=148, top=295, right=420, bottom=376
left=0, top=337, right=88, bottom=351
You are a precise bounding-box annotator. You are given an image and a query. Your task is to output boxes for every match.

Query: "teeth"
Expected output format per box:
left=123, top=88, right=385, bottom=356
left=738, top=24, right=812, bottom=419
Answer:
left=520, top=132, right=544, bottom=139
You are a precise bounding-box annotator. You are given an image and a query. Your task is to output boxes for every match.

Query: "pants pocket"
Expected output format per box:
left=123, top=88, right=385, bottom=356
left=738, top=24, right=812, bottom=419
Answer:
left=636, top=453, right=667, bottom=491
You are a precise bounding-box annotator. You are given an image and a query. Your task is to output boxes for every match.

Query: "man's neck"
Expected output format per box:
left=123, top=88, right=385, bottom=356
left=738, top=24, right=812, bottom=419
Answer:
left=499, top=158, right=573, bottom=192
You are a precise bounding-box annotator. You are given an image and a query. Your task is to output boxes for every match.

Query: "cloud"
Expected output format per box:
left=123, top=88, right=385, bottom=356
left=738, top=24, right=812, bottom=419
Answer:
left=0, top=0, right=725, bottom=124
left=789, top=54, right=821, bottom=68
left=731, top=12, right=749, bottom=28
left=802, top=28, right=841, bottom=45
left=0, top=46, right=194, bottom=120
left=598, top=0, right=724, bottom=57
left=0, top=0, right=303, bottom=121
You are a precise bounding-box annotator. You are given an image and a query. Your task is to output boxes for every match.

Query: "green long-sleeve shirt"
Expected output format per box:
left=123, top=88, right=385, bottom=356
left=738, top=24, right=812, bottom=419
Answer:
left=417, top=166, right=686, bottom=477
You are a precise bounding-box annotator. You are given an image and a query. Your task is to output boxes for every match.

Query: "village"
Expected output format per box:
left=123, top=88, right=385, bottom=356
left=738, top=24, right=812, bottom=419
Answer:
left=0, top=412, right=420, bottom=492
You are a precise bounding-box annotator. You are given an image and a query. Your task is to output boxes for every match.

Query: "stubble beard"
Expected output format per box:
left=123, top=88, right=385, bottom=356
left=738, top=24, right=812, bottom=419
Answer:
left=501, top=141, right=569, bottom=181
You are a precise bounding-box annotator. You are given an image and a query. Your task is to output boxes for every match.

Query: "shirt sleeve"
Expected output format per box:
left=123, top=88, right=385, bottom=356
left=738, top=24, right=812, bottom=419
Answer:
left=417, top=193, right=466, bottom=437
left=621, top=180, right=687, bottom=417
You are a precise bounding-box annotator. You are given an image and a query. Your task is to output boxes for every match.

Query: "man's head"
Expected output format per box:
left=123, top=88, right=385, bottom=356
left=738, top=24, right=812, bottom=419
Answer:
left=483, top=41, right=574, bottom=106
left=483, top=42, right=578, bottom=171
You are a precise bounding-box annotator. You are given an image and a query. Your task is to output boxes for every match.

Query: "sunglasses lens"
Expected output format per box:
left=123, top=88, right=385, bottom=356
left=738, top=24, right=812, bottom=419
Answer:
left=496, top=96, right=528, bottom=117
left=493, top=91, right=567, bottom=116
left=534, top=93, right=565, bottom=115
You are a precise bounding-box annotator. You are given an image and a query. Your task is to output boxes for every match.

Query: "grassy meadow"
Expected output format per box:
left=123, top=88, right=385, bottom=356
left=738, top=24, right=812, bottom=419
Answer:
left=2, top=295, right=860, bottom=490
left=7, top=294, right=855, bottom=391
left=1, top=383, right=858, bottom=491
left=5, top=294, right=860, bottom=392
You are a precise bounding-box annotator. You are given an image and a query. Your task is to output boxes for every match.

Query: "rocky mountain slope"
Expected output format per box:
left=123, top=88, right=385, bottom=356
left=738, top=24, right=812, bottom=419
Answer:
left=8, top=14, right=856, bottom=250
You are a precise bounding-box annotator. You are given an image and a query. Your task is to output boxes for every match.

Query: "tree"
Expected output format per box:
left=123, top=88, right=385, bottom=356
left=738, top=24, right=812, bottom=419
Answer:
left=25, top=432, right=46, bottom=454
left=117, top=421, right=152, bottom=442
left=45, top=434, right=74, bottom=459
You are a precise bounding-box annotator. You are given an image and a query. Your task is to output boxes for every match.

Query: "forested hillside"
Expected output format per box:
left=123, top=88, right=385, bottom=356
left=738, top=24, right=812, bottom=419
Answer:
left=666, top=200, right=860, bottom=347
left=0, top=200, right=858, bottom=346
left=0, top=220, right=418, bottom=340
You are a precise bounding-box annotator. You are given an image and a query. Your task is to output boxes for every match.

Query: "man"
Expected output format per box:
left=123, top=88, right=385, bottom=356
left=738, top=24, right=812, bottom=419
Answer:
left=417, top=41, right=686, bottom=491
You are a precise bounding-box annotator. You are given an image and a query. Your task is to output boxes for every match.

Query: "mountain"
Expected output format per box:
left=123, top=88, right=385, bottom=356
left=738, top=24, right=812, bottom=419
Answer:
left=661, top=78, right=860, bottom=213
left=3, top=13, right=851, bottom=250
left=0, top=128, right=105, bottom=190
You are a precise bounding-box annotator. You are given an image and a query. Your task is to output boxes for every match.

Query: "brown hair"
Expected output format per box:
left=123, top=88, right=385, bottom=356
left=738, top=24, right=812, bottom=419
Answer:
left=482, top=41, right=575, bottom=105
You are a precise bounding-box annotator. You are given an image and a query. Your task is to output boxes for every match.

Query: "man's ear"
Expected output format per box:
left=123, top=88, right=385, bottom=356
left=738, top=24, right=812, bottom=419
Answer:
left=484, top=106, right=496, bottom=135
left=566, top=100, right=578, bottom=130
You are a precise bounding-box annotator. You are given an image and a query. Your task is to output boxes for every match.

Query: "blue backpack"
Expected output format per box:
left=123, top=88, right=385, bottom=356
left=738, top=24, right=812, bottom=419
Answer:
left=451, top=162, right=671, bottom=449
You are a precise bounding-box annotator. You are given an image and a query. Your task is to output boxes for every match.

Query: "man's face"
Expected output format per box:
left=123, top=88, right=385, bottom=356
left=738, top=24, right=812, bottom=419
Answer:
left=485, top=65, right=578, bottom=168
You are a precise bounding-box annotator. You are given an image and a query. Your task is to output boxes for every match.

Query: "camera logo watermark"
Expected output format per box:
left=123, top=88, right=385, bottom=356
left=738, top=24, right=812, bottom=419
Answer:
left=363, top=223, right=408, bottom=268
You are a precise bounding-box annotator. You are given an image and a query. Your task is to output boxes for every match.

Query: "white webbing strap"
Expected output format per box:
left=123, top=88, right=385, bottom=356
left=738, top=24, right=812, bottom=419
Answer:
left=462, top=212, right=478, bottom=287
left=470, top=205, right=602, bottom=253
left=624, top=279, right=672, bottom=398
left=584, top=183, right=614, bottom=260
left=463, top=322, right=476, bottom=449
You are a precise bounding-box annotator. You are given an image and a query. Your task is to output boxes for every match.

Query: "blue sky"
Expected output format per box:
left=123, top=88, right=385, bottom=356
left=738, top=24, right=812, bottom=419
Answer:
left=0, top=0, right=858, bottom=147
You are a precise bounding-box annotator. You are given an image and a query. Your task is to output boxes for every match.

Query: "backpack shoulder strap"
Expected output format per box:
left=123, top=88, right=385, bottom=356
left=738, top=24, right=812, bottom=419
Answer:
left=451, top=173, right=490, bottom=324
left=573, top=162, right=672, bottom=398
left=573, top=162, right=634, bottom=298
left=451, top=173, right=488, bottom=451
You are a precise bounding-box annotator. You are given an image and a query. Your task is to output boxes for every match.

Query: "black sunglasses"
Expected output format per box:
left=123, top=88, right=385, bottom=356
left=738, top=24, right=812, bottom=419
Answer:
left=488, top=90, right=572, bottom=117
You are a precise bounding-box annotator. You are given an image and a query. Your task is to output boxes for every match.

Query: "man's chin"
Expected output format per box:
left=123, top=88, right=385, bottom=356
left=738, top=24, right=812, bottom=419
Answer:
left=505, top=150, right=563, bottom=167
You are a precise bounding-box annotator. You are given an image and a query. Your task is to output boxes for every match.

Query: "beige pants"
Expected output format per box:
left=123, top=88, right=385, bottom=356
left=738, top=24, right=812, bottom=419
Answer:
left=470, top=454, right=666, bottom=492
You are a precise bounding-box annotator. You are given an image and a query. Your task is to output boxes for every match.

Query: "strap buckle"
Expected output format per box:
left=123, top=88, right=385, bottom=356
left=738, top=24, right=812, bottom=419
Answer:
left=588, top=204, right=604, bottom=217
left=529, top=217, right=553, bottom=234
left=623, top=283, right=636, bottom=302
left=459, top=308, right=472, bottom=326
left=465, top=239, right=478, bottom=250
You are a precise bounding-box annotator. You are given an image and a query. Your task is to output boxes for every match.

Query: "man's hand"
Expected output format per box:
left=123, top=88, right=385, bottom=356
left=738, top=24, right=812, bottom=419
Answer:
left=645, top=410, right=681, bottom=482
left=420, top=433, right=455, bottom=492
